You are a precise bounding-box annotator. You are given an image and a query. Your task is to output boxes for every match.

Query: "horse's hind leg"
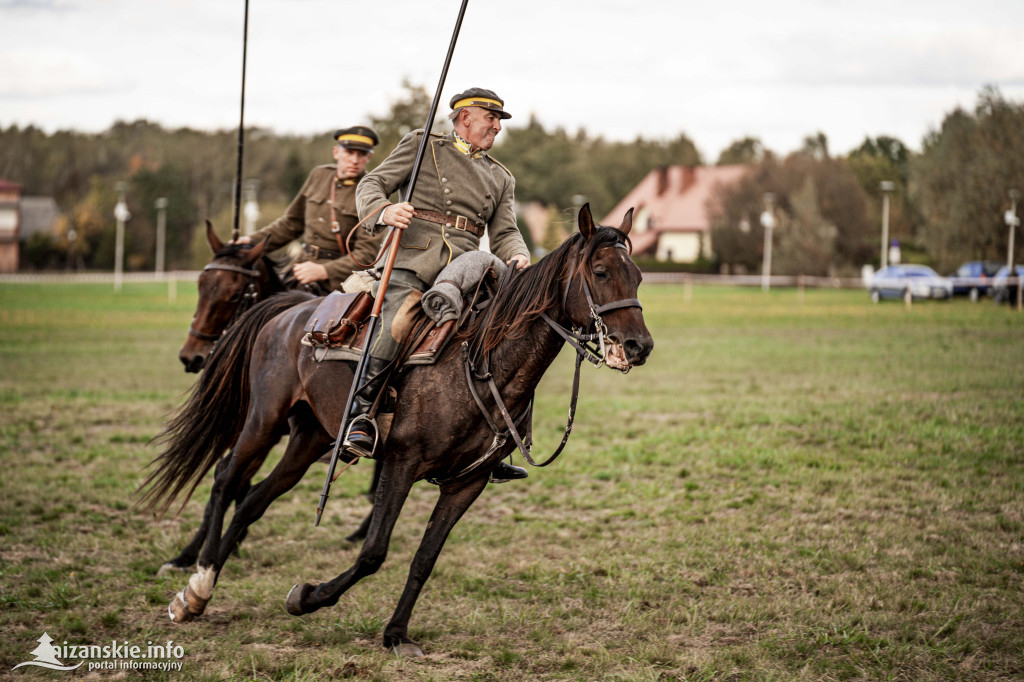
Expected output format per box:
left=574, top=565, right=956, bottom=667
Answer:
left=285, top=457, right=417, bottom=617
left=213, top=410, right=332, bottom=568
left=383, top=477, right=489, bottom=657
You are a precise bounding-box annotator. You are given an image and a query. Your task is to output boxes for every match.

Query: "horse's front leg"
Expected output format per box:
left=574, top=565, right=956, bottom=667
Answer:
left=158, top=454, right=253, bottom=576
left=383, top=475, right=490, bottom=657
left=167, top=450, right=250, bottom=623
left=286, top=457, right=417, bottom=616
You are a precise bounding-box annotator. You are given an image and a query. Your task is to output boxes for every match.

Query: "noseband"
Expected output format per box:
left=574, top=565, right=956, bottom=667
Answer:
left=187, top=261, right=262, bottom=342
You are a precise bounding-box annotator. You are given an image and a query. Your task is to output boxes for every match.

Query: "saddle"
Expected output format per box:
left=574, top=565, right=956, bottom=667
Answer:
left=301, top=286, right=473, bottom=367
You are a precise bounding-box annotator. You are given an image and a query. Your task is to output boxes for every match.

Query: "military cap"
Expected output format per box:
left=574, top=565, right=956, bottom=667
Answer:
left=334, top=126, right=380, bottom=152
left=449, top=87, right=511, bottom=120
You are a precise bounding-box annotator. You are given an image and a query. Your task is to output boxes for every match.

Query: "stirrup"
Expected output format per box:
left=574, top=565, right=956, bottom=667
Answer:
left=342, top=414, right=379, bottom=459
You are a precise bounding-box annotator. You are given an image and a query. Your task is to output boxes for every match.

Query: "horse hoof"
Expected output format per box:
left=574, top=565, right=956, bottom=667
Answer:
left=286, top=583, right=314, bottom=616
left=182, top=583, right=209, bottom=616
left=157, top=562, right=188, bottom=577
left=168, top=591, right=194, bottom=623
left=391, top=642, right=424, bottom=658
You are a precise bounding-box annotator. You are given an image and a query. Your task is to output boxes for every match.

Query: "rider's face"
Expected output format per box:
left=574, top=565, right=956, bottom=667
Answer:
left=460, top=107, right=502, bottom=151
left=333, top=146, right=372, bottom=179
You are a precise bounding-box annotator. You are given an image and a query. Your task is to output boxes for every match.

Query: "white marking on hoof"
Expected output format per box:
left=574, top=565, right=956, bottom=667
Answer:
left=168, top=590, right=190, bottom=623
left=187, top=565, right=216, bottom=600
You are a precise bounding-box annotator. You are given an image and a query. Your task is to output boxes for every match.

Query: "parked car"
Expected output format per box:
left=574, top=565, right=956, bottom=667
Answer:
left=950, top=260, right=1002, bottom=301
left=869, top=264, right=953, bottom=303
left=991, top=265, right=1024, bottom=304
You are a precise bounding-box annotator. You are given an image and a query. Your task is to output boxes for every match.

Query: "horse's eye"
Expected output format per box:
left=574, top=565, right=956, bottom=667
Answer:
left=594, top=270, right=610, bottom=281
left=228, top=292, right=242, bottom=303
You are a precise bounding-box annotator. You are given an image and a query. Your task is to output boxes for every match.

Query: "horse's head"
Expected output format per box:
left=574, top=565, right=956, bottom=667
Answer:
left=564, top=204, right=654, bottom=371
left=178, top=221, right=268, bottom=373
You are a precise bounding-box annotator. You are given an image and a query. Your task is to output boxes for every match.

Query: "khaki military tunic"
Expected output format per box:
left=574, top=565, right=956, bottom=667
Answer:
left=355, top=129, right=529, bottom=361
left=251, top=165, right=383, bottom=292
left=356, top=130, right=529, bottom=285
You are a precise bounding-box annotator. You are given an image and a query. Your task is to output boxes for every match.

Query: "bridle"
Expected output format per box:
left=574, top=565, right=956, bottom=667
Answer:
left=543, top=241, right=643, bottom=370
left=187, top=261, right=262, bottom=342
left=448, top=237, right=642, bottom=483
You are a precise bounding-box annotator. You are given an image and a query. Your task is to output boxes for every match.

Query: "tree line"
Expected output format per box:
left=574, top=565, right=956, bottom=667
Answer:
left=3, top=84, right=1021, bottom=276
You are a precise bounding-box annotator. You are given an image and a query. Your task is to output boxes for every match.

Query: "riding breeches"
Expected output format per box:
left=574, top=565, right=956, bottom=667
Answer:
left=369, top=268, right=430, bottom=362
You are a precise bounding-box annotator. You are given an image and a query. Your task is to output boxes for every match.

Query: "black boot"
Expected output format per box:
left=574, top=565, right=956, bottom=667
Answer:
left=489, top=460, right=528, bottom=483
left=342, top=357, right=391, bottom=458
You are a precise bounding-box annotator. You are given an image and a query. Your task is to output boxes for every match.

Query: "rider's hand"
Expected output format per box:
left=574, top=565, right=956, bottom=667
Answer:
left=507, top=253, right=531, bottom=270
left=292, top=261, right=328, bottom=285
left=382, top=202, right=414, bottom=230
left=232, top=235, right=253, bottom=245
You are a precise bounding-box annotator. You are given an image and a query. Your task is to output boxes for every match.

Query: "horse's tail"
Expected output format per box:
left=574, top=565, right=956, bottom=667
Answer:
left=137, top=290, right=316, bottom=515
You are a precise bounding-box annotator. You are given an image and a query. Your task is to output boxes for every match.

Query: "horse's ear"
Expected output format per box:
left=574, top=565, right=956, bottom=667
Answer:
left=243, top=237, right=267, bottom=263
left=618, top=207, right=634, bottom=236
left=578, top=203, right=595, bottom=241
left=206, top=220, right=223, bottom=253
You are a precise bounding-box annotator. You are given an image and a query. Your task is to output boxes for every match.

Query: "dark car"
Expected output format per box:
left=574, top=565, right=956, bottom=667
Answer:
left=950, top=261, right=1002, bottom=300
left=869, top=264, right=953, bottom=303
left=991, top=265, right=1024, bottom=304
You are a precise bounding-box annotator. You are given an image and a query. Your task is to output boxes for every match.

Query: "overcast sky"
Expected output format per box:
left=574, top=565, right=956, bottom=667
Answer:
left=2, top=0, right=1023, bottom=161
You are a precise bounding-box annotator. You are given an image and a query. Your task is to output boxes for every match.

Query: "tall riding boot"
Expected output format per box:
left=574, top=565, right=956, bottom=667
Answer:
left=342, top=356, right=391, bottom=458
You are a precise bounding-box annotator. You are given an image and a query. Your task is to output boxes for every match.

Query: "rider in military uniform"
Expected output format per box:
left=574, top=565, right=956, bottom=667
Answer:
left=345, top=88, right=531, bottom=481
left=237, top=126, right=384, bottom=294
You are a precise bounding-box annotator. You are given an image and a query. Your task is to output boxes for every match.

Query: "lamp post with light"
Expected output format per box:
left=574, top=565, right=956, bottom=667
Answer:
left=155, top=197, right=168, bottom=276
left=1006, top=190, right=1019, bottom=271
left=113, top=182, right=130, bottom=292
left=760, top=193, right=776, bottom=292
left=243, top=180, right=260, bottom=236
left=879, top=180, right=895, bottom=269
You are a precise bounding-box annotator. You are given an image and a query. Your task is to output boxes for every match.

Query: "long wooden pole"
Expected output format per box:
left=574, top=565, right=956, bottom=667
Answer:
left=316, top=0, right=471, bottom=526
left=230, top=0, right=250, bottom=241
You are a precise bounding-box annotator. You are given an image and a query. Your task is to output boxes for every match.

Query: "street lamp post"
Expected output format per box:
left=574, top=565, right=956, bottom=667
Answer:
left=760, top=193, right=776, bottom=292
left=113, top=182, right=131, bottom=292
left=1006, top=190, right=1019, bottom=271
left=155, top=197, right=168, bottom=276
left=879, top=181, right=895, bottom=269
left=243, top=180, right=260, bottom=236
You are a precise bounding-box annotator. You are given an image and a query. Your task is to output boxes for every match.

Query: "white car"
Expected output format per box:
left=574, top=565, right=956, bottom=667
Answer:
left=869, top=265, right=953, bottom=303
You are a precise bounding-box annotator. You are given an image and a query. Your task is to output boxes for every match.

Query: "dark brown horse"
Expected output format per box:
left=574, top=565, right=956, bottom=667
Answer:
left=141, top=204, right=653, bottom=656
left=165, top=223, right=380, bottom=576
left=178, top=222, right=285, bottom=373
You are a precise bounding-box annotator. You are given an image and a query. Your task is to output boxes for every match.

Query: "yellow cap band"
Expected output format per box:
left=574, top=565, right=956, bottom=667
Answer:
left=452, top=97, right=503, bottom=111
left=337, top=134, right=374, bottom=146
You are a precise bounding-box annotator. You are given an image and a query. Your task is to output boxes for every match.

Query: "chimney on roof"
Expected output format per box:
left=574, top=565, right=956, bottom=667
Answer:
left=656, top=166, right=670, bottom=196
left=681, top=166, right=696, bottom=193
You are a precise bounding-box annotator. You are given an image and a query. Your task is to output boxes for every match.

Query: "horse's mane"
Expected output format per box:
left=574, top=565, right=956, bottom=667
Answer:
left=461, top=226, right=631, bottom=357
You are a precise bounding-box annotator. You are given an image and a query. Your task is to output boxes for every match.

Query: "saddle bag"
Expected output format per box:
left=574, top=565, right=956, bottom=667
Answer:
left=303, top=291, right=373, bottom=347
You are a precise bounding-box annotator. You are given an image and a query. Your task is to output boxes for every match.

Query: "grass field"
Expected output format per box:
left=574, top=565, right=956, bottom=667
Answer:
left=1, top=280, right=1023, bottom=681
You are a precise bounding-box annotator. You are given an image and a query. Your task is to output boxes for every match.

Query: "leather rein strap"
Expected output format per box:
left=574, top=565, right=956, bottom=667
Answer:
left=463, top=241, right=642, bottom=469
left=188, top=261, right=262, bottom=341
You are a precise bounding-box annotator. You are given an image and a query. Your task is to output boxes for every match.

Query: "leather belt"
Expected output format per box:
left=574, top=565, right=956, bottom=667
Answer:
left=303, top=243, right=344, bottom=260
left=412, top=209, right=485, bottom=238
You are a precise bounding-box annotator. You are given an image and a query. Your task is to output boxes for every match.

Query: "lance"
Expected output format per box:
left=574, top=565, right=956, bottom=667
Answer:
left=230, top=0, right=250, bottom=242
left=315, top=0, right=470, bottom=526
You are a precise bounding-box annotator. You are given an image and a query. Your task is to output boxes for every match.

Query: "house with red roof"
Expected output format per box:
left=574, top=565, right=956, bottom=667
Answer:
left=602, top=165, right=749, bottom=263
left=0, top=178, right=23, bottom=272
